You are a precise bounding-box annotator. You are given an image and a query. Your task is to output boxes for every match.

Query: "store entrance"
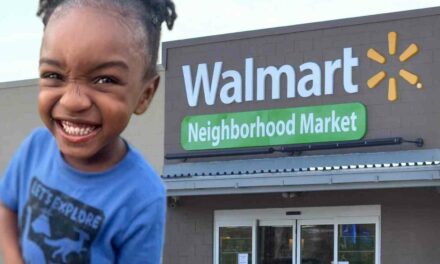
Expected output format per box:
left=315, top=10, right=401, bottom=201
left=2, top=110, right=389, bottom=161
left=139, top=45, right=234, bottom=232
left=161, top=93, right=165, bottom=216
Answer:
left=258, top=220, right=295, bottom=264
left=215, top=206, right=380, bottom=264
left=257, top=220, right=336, bottom=264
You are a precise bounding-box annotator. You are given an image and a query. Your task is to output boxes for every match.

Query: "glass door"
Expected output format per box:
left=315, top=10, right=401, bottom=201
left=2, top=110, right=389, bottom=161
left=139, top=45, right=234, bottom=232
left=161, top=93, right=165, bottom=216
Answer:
left=257, top=220, right=296, bottom=264
left=297, top=220, right=334, bottom=264
left=337, top=223, right=376, bottom=264
left=219, top=226, right=253, bottom=264
left=215, top=206, right=380, bottom=264
left=297, top=220, right=377, bottom=264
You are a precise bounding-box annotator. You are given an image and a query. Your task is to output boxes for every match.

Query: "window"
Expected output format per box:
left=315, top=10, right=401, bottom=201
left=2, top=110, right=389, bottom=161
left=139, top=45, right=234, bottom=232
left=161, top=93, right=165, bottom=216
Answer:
left=300, top=224, right=334, bottom=264
left=338, top=224, right=376, bottom=264
left=219, top=227, right=252, bottom=264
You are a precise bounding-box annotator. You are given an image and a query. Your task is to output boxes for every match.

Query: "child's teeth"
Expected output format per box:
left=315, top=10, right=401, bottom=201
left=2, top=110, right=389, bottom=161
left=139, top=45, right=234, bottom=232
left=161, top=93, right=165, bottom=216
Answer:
left=61, top=120, right=96, bottom=136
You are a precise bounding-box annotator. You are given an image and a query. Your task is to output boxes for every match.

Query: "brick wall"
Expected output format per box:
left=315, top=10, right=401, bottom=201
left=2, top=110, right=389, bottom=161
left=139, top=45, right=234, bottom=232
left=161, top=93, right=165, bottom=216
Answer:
left=163, top=187, right=440, bottom=264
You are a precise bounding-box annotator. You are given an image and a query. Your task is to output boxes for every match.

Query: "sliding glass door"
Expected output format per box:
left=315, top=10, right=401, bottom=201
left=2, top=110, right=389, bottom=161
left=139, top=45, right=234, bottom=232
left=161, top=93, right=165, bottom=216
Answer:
left=258, top=220, right=295, bottom=264
left=297, top=219, right=377, bottom=264
left=219, top=226, right=253, bottom=264
left=298, top=222, right=334, bottom=264
left=214, top=206, right=380, bottom=264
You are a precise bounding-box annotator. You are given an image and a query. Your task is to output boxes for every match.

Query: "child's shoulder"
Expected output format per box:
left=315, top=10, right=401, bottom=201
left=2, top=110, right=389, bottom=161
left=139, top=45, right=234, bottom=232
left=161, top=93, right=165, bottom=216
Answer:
left=14, top=127, right=55, bottom=160
left=23, top=127, right=53, bottom=146
left=111, top=144, right=165, bottom=200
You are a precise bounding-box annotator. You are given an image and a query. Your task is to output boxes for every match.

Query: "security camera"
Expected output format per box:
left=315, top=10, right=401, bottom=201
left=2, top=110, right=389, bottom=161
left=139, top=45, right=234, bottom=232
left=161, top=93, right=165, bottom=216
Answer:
left=281, top=192, right=301, bottom=199
left=168, top=196, right=180, bottom=208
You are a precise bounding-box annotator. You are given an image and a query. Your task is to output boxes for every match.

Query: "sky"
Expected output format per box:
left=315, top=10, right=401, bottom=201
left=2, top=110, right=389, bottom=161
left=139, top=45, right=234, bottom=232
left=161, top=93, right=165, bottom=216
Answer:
left=0, top=0, right=439, bottom=83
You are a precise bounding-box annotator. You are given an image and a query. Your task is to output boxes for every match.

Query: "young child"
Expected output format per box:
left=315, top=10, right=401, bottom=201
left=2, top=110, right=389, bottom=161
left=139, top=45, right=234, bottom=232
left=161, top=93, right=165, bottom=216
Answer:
left=0, top=0, right=176, bottom=263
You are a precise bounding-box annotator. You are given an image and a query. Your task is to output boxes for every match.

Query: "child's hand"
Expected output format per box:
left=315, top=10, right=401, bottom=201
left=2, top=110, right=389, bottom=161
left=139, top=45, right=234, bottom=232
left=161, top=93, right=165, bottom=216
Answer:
left=0, top=203, right=24, bottom=264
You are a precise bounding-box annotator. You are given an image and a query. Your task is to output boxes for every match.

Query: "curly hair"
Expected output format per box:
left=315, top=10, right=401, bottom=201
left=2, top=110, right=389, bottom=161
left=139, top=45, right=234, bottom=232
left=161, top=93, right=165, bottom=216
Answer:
left=37, top=0, right=177, bottom=77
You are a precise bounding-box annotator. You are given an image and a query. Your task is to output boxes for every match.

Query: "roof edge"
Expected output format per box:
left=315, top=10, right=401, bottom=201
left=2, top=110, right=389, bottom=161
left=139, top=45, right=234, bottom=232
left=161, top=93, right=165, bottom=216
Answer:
left=0, top=79, right=38, bottom=90
left=163, top=149, right=440, bottom=177
left=165, top=165, right=440, bottom=196
left=162, top=6, right=440, bottom=69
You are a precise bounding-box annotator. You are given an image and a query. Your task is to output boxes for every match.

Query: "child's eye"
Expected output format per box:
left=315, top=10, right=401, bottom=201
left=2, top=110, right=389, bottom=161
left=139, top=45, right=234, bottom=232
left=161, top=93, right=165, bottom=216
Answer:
left=41, top=72, right=63, bottom=80
left=95, top=76, right=118, bottom=84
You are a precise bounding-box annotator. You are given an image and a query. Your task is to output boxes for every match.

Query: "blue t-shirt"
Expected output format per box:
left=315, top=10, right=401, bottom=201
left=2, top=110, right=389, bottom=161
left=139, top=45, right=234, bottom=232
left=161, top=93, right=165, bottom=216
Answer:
left=0, top=128, right=166, bottom=264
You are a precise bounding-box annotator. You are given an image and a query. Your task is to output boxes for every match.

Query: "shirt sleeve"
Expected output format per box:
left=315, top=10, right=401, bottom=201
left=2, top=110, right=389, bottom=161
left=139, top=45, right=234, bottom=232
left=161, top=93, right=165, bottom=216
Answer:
left=0, top=145, right=25, bottom=211
left=116, top=196, right=166, bottom=264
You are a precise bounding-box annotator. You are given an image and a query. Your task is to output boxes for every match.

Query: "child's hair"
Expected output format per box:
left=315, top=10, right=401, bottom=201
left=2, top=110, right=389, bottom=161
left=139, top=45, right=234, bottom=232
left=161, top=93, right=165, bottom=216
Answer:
left=37, top=0, right=177, bottom=77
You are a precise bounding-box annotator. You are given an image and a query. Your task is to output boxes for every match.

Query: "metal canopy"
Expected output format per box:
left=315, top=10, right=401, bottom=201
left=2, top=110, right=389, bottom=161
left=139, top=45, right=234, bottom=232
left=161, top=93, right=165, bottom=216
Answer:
left=162, top=149, right=440, bottom=196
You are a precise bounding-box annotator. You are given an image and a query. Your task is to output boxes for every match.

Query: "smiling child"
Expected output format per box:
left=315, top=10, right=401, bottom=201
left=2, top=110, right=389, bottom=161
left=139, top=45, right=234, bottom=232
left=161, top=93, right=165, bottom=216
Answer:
left=0, top=0, right=176, bottom=263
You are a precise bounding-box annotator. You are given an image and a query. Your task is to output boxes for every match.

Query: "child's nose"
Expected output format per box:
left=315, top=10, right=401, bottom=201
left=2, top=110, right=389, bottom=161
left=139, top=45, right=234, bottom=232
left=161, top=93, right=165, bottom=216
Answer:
left=59, top=82, right=92, bottom=112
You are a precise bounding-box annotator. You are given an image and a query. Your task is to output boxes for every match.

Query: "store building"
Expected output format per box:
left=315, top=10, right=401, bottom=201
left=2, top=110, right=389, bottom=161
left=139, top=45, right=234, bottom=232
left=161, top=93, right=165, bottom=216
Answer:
left=161, top=7, right=440, bottom=264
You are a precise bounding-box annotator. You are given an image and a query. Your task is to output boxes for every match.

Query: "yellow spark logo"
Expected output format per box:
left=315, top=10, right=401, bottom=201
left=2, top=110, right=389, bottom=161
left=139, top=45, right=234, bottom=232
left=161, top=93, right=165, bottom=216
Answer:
left=367, top=32, right=423, bottom=101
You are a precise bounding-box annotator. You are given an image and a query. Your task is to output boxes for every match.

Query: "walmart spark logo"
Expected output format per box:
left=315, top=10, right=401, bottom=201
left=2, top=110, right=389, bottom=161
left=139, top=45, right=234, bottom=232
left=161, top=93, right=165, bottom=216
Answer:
left=367, top=32, right=423, bottom=101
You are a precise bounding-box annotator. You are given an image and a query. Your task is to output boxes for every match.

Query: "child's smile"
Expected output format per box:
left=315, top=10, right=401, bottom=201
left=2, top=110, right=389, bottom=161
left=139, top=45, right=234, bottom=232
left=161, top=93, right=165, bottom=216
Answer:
left=57, top=120, right=101, bottom=142
left=38, top=6, right=158, bottom=172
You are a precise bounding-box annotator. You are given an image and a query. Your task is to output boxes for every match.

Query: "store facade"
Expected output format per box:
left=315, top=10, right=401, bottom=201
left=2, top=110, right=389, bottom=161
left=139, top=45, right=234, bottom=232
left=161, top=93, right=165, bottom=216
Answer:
left=161, top=7, right=440, bottom=264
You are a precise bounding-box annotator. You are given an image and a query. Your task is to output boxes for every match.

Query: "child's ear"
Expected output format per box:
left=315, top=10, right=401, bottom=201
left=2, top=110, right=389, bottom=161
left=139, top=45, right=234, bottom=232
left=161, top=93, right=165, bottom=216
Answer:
left=134, top=75, right=160, bottom=115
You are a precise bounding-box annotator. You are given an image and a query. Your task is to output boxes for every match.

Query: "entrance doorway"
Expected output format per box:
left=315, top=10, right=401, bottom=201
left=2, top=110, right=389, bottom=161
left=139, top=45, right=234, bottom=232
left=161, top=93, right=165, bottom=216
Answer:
left=258, top=220, right=295, bottom=264
left=214, top=206, right=380, bottom=264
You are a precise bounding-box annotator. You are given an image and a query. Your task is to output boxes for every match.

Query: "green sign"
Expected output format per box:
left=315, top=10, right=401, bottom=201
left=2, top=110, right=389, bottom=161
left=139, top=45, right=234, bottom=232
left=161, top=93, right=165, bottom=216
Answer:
left=181, top=103, right=367, bottom=150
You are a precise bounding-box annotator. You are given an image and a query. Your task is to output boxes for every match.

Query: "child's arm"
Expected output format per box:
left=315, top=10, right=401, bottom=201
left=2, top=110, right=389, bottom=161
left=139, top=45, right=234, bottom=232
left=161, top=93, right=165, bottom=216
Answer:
left=0, top=203, right=24, bottom=264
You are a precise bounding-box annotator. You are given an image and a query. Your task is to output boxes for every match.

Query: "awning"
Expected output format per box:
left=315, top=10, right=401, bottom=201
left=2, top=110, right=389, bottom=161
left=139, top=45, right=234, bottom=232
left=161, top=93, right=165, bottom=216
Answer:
left=162, top=149, right=440, bottom=196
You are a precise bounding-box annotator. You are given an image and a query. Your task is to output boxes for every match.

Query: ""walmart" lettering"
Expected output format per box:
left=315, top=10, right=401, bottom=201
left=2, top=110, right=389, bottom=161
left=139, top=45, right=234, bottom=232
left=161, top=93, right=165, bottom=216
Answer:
left=182, top=47, right=359, bottom=107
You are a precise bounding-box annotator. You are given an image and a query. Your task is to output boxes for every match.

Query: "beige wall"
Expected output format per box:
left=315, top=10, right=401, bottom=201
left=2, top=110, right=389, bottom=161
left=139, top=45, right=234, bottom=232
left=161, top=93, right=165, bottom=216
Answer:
left=0, top=80, right=42, bottom=172
left=122, top=69, right=165, bottom=173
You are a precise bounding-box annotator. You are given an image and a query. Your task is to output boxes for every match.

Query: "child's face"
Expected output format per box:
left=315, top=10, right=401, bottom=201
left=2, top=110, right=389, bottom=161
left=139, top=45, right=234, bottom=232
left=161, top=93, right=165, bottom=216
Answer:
left=38, top=6, right=158, bottom=170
